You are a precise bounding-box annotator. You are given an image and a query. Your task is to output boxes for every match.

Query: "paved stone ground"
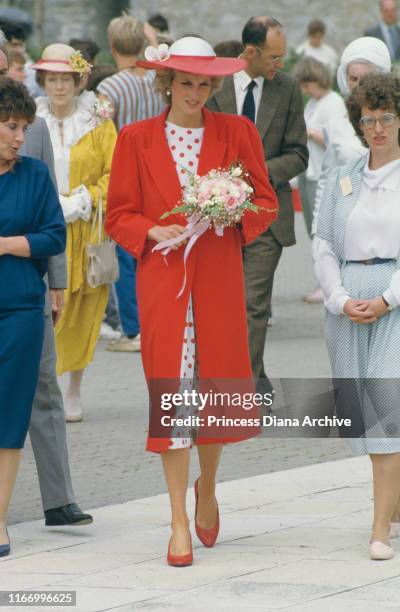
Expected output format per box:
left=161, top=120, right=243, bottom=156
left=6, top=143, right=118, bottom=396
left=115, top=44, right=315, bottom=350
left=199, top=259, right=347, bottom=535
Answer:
left=9, top=214, right=351, bottom=524
left=3, top=457, right=399, bottom=612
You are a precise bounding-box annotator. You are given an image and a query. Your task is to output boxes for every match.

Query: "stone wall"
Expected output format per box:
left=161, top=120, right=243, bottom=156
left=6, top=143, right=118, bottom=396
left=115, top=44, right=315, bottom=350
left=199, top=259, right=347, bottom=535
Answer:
left=0, top=0, right=383, bottom=55
left=0, top=0, right=129, bottom=50
left=131, top=0, right=381, bottom=54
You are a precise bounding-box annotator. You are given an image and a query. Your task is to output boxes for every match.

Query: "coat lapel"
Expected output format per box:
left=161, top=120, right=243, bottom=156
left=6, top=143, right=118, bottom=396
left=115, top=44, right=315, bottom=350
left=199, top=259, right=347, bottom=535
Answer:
left=256, top=75, right=282, bottom=141
left=143, top=109, right=182, bottom=211
left=197, top=109, right=227, bottom=175
left=213, top=76, right=237, bottom=115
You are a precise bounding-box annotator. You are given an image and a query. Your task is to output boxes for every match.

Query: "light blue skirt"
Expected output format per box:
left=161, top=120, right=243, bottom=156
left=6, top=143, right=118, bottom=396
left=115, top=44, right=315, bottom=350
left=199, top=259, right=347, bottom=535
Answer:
left=326, top=260, right=400, bottom=455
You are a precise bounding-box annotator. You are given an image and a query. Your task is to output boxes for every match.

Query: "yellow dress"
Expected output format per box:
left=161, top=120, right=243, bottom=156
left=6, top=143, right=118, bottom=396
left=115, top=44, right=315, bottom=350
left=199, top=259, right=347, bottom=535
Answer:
left=36, top=93, right=117, bottom=374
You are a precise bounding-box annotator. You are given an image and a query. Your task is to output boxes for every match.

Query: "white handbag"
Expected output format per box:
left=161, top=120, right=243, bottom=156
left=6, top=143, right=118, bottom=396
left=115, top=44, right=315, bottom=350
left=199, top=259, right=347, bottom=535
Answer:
left=86, top=189, right=119, bottom=288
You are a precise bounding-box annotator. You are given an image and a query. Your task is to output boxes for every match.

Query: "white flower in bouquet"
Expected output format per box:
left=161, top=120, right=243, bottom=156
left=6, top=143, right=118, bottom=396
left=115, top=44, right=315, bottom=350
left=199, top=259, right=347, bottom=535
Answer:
left=232, top=166, right=243, bottom=177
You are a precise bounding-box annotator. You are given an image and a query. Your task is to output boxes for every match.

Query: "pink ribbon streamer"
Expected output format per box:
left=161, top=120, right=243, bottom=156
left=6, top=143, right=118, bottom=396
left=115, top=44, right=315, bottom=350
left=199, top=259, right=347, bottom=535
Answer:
left=152, top=214, right=223, bottom=297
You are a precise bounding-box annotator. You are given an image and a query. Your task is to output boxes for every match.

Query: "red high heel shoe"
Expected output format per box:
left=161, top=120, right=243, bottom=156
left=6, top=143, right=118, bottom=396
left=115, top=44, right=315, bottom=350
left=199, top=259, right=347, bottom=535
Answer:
left=194, top=477, right=220, bottom=548
left=167, top=533, right=193, bottom=567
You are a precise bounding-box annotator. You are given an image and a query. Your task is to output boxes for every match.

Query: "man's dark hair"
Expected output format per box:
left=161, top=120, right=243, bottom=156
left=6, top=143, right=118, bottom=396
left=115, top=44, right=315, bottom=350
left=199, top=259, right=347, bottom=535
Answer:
left=242, top=16, right=282, bottom=47
left=346, top=73, right=400, bottom=144
left=148, top=13, right=169, bottom=33
left=214, top=40, right=244, bottom=58
left=0, top=77, right=35, bottom=122
left=0, top=20, right=26, bottom=42
left=308, top=19, right=326, bottom=36
left=69, top=38, right=99, bottom=63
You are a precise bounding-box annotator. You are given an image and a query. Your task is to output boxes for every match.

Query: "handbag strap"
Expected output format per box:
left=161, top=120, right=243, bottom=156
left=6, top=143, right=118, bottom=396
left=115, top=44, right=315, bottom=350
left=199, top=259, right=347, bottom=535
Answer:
left=91, top=187, right=103, bottom=245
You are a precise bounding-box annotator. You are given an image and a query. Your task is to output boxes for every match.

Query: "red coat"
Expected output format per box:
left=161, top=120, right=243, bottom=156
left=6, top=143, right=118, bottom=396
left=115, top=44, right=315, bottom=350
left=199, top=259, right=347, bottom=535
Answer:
left=106, top=108, right=278, bottom=452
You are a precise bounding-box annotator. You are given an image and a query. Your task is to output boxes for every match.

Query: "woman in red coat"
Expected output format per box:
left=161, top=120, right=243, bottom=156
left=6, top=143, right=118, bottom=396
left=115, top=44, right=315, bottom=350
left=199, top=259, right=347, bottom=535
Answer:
left=106, top=37, right=278, bottom=566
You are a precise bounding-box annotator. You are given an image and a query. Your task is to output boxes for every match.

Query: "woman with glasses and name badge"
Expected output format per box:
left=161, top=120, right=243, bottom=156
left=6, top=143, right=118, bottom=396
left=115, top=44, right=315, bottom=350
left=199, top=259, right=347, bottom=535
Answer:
left=314, top=73, right=400, bottom=561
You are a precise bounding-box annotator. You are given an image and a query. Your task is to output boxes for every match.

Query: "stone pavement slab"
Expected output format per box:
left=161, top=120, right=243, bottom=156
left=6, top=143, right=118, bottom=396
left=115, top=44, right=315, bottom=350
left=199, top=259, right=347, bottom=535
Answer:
left=3, top=456, right=400, bottom=612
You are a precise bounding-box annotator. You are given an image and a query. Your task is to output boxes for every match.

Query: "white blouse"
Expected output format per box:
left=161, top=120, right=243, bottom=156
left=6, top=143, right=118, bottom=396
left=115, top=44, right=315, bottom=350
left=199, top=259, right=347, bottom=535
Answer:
left=35, top=91, right=98, bottom=195
left=314, top=156, right=400, bottom=314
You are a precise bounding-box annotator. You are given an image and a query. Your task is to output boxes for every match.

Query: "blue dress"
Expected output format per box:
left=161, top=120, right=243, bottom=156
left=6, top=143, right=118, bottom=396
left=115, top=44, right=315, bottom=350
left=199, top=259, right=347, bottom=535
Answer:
left=0, top=156, right=66, bottom=448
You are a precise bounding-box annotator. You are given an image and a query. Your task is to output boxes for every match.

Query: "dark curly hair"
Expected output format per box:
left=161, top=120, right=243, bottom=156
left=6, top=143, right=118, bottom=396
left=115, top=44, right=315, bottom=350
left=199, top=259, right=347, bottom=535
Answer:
left=0, top=77, right=35, bottom=123
left=346, top=73, right=400, bottom=146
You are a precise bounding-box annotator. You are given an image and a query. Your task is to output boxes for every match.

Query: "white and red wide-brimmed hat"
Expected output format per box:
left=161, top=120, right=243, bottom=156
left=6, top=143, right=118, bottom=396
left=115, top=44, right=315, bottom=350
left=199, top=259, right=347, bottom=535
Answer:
left=137, top=36, right=246, bottom=76
left=31, top=44, right=91, bottom=76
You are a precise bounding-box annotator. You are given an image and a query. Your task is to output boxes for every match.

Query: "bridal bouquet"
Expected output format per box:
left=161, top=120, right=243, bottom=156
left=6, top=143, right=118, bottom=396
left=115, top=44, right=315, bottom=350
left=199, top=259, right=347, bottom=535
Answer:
left=153, top=163, right=263, bottom=297
left=159, top=163, right=259, bottom=231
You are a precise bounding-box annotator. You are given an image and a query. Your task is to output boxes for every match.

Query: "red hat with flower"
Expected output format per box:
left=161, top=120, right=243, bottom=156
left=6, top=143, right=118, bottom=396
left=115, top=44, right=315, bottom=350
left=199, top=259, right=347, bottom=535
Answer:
left=137, top=36, right=246, bottom=76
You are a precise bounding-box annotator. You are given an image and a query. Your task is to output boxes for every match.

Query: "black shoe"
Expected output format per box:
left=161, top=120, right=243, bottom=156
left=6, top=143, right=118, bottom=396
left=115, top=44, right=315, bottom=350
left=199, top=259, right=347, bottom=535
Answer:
left=44, top=503, right=93, bottom=526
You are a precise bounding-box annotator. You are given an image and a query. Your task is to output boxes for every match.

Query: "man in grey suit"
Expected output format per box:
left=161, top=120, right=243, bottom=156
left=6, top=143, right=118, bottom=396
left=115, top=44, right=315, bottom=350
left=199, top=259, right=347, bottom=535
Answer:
left=208, top=17, right=308, bottom=391
left=365, top=0, right=400, bottom=61
left=0, top=46, right=92, bottom=525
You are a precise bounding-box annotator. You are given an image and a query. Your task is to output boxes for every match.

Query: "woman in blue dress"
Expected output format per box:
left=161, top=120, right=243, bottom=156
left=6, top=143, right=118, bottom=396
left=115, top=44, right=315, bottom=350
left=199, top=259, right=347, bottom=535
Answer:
left=0, top=78, right=66, bottom=557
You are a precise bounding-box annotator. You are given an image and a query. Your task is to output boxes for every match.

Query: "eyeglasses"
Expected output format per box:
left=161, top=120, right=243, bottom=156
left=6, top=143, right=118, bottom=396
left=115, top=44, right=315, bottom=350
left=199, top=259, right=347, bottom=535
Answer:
left=359, top=113, right=398, bottom=130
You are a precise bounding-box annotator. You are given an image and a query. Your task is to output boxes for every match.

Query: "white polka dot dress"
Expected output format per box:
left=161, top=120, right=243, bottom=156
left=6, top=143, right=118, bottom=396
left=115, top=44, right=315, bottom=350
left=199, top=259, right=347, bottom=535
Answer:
left=166, top=121, right=203, bottom=187
left=165, top=121, right=204, bottom=450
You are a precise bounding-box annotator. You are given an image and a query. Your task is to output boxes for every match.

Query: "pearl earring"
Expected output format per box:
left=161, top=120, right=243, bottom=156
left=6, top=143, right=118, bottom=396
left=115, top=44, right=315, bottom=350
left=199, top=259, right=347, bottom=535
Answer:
left=166, top=89, right=171, bottom=96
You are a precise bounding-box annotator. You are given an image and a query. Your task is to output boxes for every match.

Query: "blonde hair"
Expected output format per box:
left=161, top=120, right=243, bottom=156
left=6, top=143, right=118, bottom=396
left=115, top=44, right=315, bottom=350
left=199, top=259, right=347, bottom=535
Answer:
left=154, top=69, right=223, bottom=104
left=108, top=14, right=145, bottom=57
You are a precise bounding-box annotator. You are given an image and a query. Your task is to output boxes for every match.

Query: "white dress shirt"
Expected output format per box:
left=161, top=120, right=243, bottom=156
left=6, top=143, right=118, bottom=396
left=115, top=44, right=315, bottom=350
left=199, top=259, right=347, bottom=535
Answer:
left=233, top=71, right=264, bottom=121
left=314, top=156, right=400, bottom=314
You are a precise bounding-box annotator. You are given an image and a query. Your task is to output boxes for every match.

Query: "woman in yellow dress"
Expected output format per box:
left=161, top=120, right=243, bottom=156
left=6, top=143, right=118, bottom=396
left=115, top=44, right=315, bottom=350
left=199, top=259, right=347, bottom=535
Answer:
left=33, top=44, right=117, bottom=421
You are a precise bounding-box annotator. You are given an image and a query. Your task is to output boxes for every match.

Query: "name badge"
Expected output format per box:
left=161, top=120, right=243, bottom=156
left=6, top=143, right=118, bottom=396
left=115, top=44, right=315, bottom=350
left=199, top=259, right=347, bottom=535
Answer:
left=340, top=176, right=353, bottom=196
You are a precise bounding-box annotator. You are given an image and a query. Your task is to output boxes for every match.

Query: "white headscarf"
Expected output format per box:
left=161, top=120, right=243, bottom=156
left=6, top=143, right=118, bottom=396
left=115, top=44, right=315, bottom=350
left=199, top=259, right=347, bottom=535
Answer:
left=337, top=37, right=391, bottom=96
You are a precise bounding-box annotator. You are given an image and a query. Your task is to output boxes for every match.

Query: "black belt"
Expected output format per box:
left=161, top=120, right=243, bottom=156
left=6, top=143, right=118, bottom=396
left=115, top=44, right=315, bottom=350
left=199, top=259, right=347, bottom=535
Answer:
left=347, top=258, right=395, bottom=265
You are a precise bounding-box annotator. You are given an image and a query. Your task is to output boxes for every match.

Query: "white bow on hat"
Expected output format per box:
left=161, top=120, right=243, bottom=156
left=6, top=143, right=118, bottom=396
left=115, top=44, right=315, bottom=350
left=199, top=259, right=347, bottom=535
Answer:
left=144, top=43, right=170, bottom=62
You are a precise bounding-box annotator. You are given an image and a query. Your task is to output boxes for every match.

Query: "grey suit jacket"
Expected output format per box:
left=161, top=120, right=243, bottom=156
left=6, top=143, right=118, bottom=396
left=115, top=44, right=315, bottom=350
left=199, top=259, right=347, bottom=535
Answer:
left=20, top=116, right=67, bottom=314
left=207, top=72, right=308, bottom=246
left=364, top=23, right=400, bottom=60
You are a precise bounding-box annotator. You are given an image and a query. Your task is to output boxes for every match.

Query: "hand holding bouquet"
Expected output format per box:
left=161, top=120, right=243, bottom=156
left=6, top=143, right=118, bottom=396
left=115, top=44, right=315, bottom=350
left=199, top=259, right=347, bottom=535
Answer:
left=159, top=162, right=260, bottom=233
left=152, top=163, right=265, bottom=297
